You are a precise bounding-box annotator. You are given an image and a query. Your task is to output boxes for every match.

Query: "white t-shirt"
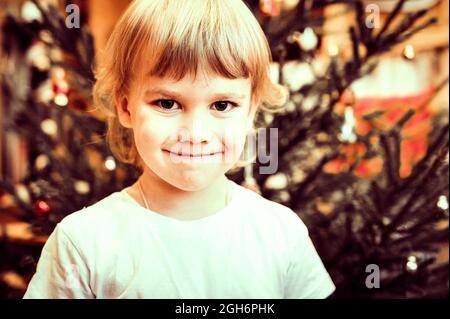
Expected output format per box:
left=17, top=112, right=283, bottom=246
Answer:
left=23, top=180, right=336, bottom=299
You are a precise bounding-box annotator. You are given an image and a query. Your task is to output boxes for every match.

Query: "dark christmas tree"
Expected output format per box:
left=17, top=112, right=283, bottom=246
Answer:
left=0, top=0, right=448, bottom=298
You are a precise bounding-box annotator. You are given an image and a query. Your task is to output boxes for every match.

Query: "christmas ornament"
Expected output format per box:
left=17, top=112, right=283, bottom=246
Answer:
left=260, top=0, right=301, bottom=15
left=265, top=172, right=288, bottom=190
left=21, top=1, right=43, bottom=23
left=50, top=47, right=63, bottom=61
left=35, top=154, right=50, bottom=171
left=53, top=79, right=69, bottom=106
left=41, top=118, right=58, bottom=137
left=281, top=61, right=315, bottom=92
left=437, top=195, right=449, bottom=210
left=292, top=167, right=306, bottom=183
left=339, top=106, right=357, bottom=143
left=52, top=79, right=69, bottom=95
left=36, top=79, right=55, bottom=104
left=54, top=93, right=68, bottom=106
left=298, top=27, right=318, bottom=51
left=0, top=271, right=27, bottom=291
left=302, top=95, right=318, bottom=112
left=264, top=113, right=274, bottom=125
left=287, top=31, right=301, bottom=44
left=74, top=180, right=91, bottom=194
left=39, top=30, right=53, bottom=45
left=15, top=184, right=31, bottom=204
left=26, top=43, right=50, bottom=71
left=51, top=67, right=66, bottom=79
left=260, top=0, right=281, bottom=16
left=316, top=198, right=334, bottom=215
left=104, top=156, right=117, bottom=171
left=33, top=200, right=51, bottom=217
left=281, top=0, right=300, bottom=11
left=278, top=190, right=290, bottom=202
left=403, top=44, right=415, bottom=60
left=285, top=101, right=296, bottom=112
left=405, top=255, right=418, bottom=274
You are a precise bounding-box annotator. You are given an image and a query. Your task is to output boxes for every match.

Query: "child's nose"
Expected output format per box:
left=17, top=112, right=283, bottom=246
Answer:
left=176, top=115, right=213, bottom=144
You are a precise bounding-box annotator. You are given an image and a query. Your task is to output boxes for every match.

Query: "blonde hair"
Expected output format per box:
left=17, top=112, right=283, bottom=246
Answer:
left=93, top=0, right=287, bottom=169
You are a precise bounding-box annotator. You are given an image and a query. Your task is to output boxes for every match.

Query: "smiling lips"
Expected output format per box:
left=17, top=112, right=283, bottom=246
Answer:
left=164, top=150, right=222, bottom=158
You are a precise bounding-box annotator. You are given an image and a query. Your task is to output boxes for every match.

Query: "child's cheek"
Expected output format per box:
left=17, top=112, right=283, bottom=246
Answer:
left=221, top=122, right=248, bottom=164
left=134, top=117, right=168, bottom=153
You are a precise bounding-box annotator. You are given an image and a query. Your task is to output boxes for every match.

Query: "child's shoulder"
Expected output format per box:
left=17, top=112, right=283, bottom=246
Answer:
left=55, top=190, right=130, bottom=242
left=233, top=182, right=309, bottom=234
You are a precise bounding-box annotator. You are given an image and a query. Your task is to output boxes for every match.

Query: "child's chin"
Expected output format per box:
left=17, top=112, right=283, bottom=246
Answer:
left=169, top=174, right=219, bottom=192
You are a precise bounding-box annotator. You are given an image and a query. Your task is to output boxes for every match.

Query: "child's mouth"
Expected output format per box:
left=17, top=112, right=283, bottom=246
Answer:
left=163, top=150, right=223, bottom=161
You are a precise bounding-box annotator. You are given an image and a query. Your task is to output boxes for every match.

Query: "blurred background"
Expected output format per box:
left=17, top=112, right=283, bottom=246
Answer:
left=0, top=0, right=448, bottom=299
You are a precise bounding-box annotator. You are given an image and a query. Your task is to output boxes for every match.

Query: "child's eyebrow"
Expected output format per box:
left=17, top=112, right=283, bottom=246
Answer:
left=144, top=88, right=247, bottom=101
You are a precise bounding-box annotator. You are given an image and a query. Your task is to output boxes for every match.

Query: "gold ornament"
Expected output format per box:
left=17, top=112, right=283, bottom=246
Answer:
left=74, top=180, right=90, bottom=195
left=54, top=93, right=68, bottom=106
left=281, top=0, right=300, bottom=11
left=265, top=172, right=288, bottom=190
left=403, top=44, right=415, bottom=60
left=405, top=255, right=418, bottom=274
left=27, top=43, right=50, bottom=71
left=35, top=154, right=50, bottom=170
left=36, top=80, right=55, bottom=104
left=260, top=0, right=281, bottom=16
left=15, top=184, right=31, bottom=204
left=437, top=195, right=449, bottom=210
left=104, top=156, right=117, bottom=171
left=40, top=119, right=58, bottom=137
left=298, top=27, right=318, bottom=51
left=21, top=1, right=43, bottom=22
left=0, top=271, right=27, bottom=290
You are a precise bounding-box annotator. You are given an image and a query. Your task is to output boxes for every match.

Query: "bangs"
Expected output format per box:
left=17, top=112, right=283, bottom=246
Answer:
left=144, top=29, right=250, bottom=82
left=129, top=0, right=270, bottom=91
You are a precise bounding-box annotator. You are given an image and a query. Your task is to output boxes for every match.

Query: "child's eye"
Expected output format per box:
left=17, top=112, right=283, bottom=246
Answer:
left=211, top=101, right=238, bottom=112
left=152, top=99, right=181, bottom=111
left=151, top=99, right=238, bottom=113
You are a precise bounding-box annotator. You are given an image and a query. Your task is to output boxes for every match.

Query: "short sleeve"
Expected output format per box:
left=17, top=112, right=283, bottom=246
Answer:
left=284, top=215, right=336, bottom=299
left=23, top=224, right=94, bottom=299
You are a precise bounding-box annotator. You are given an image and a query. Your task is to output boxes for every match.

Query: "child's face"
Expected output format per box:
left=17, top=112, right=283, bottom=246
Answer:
left=117, top=70, right=256, bottom=191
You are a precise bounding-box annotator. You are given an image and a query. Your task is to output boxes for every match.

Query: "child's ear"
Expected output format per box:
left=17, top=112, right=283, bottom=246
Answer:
left=114, top=92, right=133, bottom=129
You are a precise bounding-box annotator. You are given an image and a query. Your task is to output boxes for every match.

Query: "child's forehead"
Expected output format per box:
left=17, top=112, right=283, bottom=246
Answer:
left=149, top=72, right=249, bottom=85
left=137, top=70, right=252, bottom=93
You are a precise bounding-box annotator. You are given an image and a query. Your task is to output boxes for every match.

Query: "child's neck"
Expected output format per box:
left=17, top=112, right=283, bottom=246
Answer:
left=129, top=169, right=231, bottom=221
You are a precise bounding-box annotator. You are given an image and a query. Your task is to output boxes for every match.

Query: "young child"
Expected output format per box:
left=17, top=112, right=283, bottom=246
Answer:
left=23, top=0, right=336, bottom=299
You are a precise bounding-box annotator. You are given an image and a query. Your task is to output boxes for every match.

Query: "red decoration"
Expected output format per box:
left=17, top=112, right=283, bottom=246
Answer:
left=52, top=80, right=69, bottom=95
left=33, top=200, right=51, bottom=217
left=327, top=84, right=436, bottom=179
left=260, top=0, right=281, bottom=16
